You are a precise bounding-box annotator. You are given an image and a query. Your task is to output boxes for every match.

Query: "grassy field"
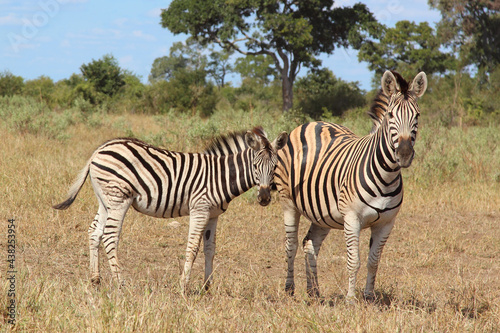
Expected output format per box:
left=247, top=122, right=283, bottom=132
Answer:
left=0, top=109, right=499, bottom=332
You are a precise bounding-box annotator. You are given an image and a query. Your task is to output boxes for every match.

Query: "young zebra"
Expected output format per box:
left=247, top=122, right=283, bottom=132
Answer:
left=53, top=127, right=288, bottom=292
left=274, top=71, right=427, bottom=302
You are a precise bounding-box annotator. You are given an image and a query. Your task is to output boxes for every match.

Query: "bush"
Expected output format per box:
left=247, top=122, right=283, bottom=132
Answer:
left=0, top=95, right=80, bottom=139
left=0, top=70, right=24, bottom=97
left=294, top=69, right=366, bottom=120
left=80, top=54, right=125, bottom=98
left=23, top=76, right=55, bottom=107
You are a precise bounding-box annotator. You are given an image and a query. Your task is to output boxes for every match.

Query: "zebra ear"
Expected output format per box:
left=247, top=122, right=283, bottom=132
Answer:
left=410, top=72, right=427, bottom=98
left=381, top=70, right=399, bottom=96
left=245, top=131, right=262, bottom=151
left=272, top=131, right=288, bottom=151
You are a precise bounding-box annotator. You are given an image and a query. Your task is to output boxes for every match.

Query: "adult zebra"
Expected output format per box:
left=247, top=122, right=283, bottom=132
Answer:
left=53, top=127, right=288, bottom=292
left=274, top=71, right=427, bottom=302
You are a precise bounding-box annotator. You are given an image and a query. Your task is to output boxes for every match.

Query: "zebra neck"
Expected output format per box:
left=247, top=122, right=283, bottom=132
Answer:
left=220, top=148, right=257, bottom=199
left=371, top=118, right=401, bottom=179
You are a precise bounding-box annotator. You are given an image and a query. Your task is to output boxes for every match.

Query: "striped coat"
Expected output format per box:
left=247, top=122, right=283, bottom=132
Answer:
left=274, top=71, right=427, bottom=302
left=54, top=128, right=288, bottom=292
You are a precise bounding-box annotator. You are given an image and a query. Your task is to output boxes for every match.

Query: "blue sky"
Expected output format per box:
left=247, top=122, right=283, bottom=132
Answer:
left=0, top=0, right=441, bottom=90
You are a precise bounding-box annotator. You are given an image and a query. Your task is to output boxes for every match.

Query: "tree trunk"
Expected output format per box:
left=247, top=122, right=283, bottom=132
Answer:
left=282, top=74, right=293, bottom=112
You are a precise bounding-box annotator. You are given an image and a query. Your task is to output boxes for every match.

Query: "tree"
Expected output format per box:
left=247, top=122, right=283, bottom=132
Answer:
left=149, top=40, right=217, bottom=115
left=160, top=0, right=380, bottom=112
left=24, top=75, right=55, bottom=105
left=234, top=54, right=278, bottom=86
left=206, top=48, right=234, bottom=88
left=0, top=71, right=24, bottom=97
left=358, top=20, right=455, bottom=81
left=149, top=42, right=191, bottom=82
left=429, top=0, right=500, bottom=72
left=80, top=54, right=125, bottom=98
left=295, top=68, right=365, bottom=119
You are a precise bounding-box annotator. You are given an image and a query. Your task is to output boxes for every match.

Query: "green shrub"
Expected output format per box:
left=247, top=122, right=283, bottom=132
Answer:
left=0, top=95, right=81, bottom=140
left=0, top=70, right=24, bottom=97
left=294, top=69, right=366, bottom=120
left=23, top=76, right=55, bottom=107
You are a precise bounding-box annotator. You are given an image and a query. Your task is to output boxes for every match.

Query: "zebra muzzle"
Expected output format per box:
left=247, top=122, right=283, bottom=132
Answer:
left=257, top=186, right=271, bottom=206
left=395, top=138, right=414, bottom=168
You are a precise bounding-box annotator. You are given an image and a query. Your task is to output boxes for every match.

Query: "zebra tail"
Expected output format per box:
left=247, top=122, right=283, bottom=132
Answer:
left=53, top=160, right=91, bottom=210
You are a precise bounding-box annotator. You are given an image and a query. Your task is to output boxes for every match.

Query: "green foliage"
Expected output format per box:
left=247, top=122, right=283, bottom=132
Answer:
left=419, top=65, right=500, bottom=127
left=161, top=0, right=380, bottom=111
left=0, top=70, right=24, bottom=96
left=408, top=124, right=500, bottom=186
left=149, top=52, right=188, bottom=83
left=113, top=71, right=146, bottom=113
left=80, top=54, right=125, bottom=99
left=23, top=76, right=55, bottom=106
left=0, top=95, right=77, bottom=140
left=294, top=68, right=366, bottom=119
left=358, top=20, right=455, bottom=81
left=149, top=39, right=207, bottom=83
left=234, top=54, right=278, bottom=85
left=206, top=48, right=234, bottom=88
left=430, top=0, right=500, bottom=72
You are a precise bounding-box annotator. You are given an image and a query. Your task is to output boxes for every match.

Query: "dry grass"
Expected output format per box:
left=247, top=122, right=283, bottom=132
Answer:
left=0, top=115, right=499, bottom=332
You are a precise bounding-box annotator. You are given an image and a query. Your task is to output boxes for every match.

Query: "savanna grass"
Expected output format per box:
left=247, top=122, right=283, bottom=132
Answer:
left=0, top=106, right=499, bottom=332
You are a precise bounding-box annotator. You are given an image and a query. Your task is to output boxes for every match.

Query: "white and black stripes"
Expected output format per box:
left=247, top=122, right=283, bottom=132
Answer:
left=54, top=128, right=288, bottom=292
left=275, top=71, right=427, bottom=302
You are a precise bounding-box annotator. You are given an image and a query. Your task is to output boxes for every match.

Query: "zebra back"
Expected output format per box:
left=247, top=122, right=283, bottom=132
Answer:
left=203, top=126, right=268, bottom=156
left=368, top=71, right=409, bottom=133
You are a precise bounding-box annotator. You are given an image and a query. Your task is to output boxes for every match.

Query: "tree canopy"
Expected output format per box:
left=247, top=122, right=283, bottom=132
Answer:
left=160, top=0, right=380, bottom=111
left=358, top=20, right=455, bottom=81
left=80, top=54, right=125, bottom=97
left=429, top=0, right=500, bottom=72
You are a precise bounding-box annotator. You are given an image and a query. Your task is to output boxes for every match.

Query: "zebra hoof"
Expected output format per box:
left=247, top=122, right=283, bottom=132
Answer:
left=364, top=292, right=376, bottom=303
left=345, top=295, right=357, bottom=306
left=285, top=284, right=295, bottom=296
left=307, top=288, right=321, bottom=299
left=90, top=276, right=101, bottom=286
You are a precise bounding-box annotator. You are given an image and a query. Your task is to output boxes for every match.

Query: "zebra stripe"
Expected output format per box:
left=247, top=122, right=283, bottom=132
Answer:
left=275, top=71, right=427, bottom=302
left=54, top=128, right=288, bottom=292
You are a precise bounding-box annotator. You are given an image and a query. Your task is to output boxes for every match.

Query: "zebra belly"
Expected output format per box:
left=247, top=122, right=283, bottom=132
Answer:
left=131, top=197, right=191, bottom=218
left=300, top=195, right=401, bottom=230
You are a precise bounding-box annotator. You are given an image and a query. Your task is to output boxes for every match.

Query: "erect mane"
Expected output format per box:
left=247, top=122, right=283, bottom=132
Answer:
left=367, top=71, right=409, bottom=133
left=203, top=126, right=268, bottom=156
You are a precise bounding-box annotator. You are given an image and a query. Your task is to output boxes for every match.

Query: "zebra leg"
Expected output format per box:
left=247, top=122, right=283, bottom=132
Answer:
left=88, top=203, right=107, bottom=285
left=364, top=219, right=395, bottom=301
left=343, top=213, right=362, bottom=303
left=303, top=223, right=330, bottom=298
left=101, top=199, right=132, bottom=287
left=202, top=217, right=218, bottom=291
left=283, top=202, right=301, bottom=295
left=180, top=208, right=210, bottom=294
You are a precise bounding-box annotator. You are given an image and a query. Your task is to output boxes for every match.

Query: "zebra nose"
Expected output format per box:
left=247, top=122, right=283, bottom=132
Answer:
left=396, top=138, right=414, bottom=168
left=258, top=186, right=271, bottom=206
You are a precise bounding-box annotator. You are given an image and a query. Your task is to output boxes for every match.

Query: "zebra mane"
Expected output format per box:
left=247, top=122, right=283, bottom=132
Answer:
left=368, top=71, right=409, bottom=133
left=203, top=126, right=268, bottom=156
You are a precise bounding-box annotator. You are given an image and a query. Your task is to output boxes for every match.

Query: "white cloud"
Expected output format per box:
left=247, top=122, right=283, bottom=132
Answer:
left=0, top=13, right=24, bottom=26
left=119, top=55, right=133, bottom=66
left=147, top=8, right=162, bottom=18
left=60, top=39, right=70, bottom=48
left=57, top=0, right=89, bottom=3
left=113, top=17, right=128, bottom=27
left=132, top=30, right=156, bottom=42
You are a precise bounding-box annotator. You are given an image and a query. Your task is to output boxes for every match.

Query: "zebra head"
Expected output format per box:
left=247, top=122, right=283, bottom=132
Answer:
left=245, top=128, right=288, bottom=206
left=381, top=70, right=427, bottom=168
